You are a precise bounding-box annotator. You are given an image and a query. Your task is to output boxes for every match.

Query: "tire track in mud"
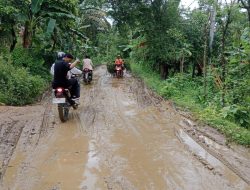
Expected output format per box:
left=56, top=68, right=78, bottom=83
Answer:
left=78, top=70, right=138, bottom=189
left=130, top=74, right=250, bottom=186
left=129, top=77, right=249, bottom=189
left=0, top=100, right=53, bottom=186
left=178, top=117, right=250, bottom=185
left=1, top=65, right=249, bottom=190
left=0, top=121, right=25, bottom=181
left=36, top=103, right=53, bottom=144
left=79, top=66, right=249, bottom=189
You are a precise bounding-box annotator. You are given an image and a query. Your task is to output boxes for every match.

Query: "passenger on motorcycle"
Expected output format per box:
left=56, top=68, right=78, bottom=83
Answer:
left=50, top=52, right=65, bottom=75
left=52, top=53, right=81, bottom=105
left=82, top=55, right=94, bottom=79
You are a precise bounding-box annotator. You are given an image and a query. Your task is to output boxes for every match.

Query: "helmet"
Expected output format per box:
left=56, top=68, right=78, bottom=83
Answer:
left=57, top=51, right=65, bottom=60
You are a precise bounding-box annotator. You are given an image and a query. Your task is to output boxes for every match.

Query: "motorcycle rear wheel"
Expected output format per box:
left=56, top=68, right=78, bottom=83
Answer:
left=58, top=105, right=69, bottom=122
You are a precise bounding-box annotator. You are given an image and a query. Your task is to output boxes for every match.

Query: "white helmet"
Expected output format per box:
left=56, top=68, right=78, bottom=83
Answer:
left=57, top=51, right=65, bottom=60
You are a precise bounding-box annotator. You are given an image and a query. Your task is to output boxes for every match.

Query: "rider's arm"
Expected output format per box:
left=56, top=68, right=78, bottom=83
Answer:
left=70, top=59, right=80, bottom=69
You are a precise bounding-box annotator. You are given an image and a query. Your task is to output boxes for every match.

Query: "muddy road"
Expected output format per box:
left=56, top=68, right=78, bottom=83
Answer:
left=0, top=65, right=250, bottom=190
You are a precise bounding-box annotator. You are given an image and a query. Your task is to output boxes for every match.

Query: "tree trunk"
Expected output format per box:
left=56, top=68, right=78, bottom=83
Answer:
left=203, top=21, right=209, bottom=99
left=192, top=62, right=195, bottom=78
left=221, top=3, right=232, bottom=107
left=240, top=0, right=250, bottom=24
left=22, top=21, right=32, bottom=48
left=10, top=26, right=17, bottom=52
left=180, top=56, right=184, bottom=73
left=197, top=63, right=203, bottom=76
left=160, top=63, right=169, bottom=79
left=221, top=42, right=226, bottom=107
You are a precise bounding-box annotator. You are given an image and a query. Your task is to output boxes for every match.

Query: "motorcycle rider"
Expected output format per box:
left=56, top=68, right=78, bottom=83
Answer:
left=114, top=55, right=124, bottom=76
left=82, top=55, right=94, bottom=80
left=114, top=55, right=124, bottom=67
left=52, top=53, right=81, bottom=106
left=51, top=52, right=82, bottom=79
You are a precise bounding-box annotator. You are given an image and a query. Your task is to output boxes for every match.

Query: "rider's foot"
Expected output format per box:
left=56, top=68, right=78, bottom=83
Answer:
left=71, top=97, right=80, bottom=105
left=72, top=104, right=78, bottom=109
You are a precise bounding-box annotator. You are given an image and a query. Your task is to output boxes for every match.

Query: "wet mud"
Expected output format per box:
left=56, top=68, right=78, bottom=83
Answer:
left=0, top=65, right=249, bottom=190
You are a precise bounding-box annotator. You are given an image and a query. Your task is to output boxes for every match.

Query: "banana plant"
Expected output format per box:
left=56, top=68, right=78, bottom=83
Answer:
left=17, top=0, right=76, bottom=48
left=20, top=0, right=44, bottom=48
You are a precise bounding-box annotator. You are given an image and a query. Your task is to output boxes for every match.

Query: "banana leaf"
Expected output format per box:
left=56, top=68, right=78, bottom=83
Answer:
left=31, top=0, right=44, bottom=14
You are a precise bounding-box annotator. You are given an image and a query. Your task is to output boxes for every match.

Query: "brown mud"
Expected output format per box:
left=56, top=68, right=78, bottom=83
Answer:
left=0, top=65, right=249, bottom=190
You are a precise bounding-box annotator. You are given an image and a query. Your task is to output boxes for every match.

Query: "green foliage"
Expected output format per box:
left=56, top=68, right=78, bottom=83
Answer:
left=131, top=61, right=250, bottom=145
left=11, top=47, right=51, bottom=81
left=46, top=18, right=56, bottom=37
left=0, top=58, right=46, bottom=105
left=42, top=51, right=56, bottom=66
left=221, top=105, right=250, bottom=128
left=198, top=106, right=250, bottom=146
left=107, top=62, right=115, bottom=74
left=31, top=0, right=44, bottom=14
left=124, top=60, right=131, bottom=71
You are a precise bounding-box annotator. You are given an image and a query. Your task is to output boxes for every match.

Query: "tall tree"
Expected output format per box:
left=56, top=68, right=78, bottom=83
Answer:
left=239, top=0, right=250, bottom=23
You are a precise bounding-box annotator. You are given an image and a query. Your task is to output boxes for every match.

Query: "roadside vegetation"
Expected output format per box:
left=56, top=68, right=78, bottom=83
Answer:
left=0, top=0, right=110, bottom=105
left=0, top=0, right=249, bottom=145
left=104, top=0, right=250, bottom=146
left=132, top=62, right=250, bottom=146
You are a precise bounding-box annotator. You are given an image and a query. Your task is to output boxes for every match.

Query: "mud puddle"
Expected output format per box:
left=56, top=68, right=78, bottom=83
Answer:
left=0, top=65, right=250, bottom=190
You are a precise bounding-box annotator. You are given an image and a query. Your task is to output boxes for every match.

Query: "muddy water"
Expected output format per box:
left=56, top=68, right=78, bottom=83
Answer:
left=1, top=65, right=250, bottom=190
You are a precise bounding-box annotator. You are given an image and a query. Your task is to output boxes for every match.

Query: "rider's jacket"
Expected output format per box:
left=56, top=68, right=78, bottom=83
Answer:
left=115, top=58, right=123, bottom=65
left=51, top=62, right=82, bottom=79
left=53, top=60, right=71, bottom=87
left=82, top=58, right=93, bottom=70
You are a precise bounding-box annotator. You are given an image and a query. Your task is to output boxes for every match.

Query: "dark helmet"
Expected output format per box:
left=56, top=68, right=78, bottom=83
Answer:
left=64, top=53, right=74, bottom=59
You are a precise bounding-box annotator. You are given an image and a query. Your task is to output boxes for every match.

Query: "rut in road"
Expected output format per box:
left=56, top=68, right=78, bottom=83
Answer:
left=1, top=65, right=249, bottom=190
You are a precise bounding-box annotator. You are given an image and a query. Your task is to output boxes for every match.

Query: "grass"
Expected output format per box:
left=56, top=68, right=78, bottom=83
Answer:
left=131, top=62, right=250, bottom=146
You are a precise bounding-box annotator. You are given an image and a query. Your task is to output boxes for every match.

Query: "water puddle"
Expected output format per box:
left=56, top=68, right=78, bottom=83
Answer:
left=80, top=140, right=100, bottom=189
left=124, top=110, right=137, bottom=117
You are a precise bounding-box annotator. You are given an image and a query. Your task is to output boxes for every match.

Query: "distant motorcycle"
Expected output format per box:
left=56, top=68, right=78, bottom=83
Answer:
left=82, top=68, right=92, bottom=84
left=52, top=87, right=78, bottom=122
left=115, top=65, right=123, bottom=78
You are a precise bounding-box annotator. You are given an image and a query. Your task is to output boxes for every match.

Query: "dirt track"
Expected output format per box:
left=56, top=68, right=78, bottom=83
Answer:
left=0, top=65, right=250, bottom=190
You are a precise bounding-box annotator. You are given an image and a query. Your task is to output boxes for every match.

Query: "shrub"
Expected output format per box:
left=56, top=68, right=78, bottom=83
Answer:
left=221, top=105, right=250, bottom=129
left=11, top=47, right=51, bottom=81
left=131, top=60, right=250, bottom=146
left=124, top=59, right=131, bottom=71
left=0, top=58, right=46, bottom=105
left=159, top=83, right=178, bottom=98
left=42, top=51, right=56, bottom=67
left=107, top=62, right=115, bottom=74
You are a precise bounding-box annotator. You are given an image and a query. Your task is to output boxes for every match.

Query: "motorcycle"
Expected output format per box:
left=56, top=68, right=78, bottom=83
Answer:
left=115, top=64, right=123, bottom=78
left=82, top=68, right=92, bottom=84
left=52, top=87, right=78, bottom=122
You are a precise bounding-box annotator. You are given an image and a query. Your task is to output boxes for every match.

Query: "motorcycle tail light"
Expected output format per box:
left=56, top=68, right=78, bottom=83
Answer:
left=55, top=88, right=64, bottom=97
left=57, top=88, right=63, bottom=93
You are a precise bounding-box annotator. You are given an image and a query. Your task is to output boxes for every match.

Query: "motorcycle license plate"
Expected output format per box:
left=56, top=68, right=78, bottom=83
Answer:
left=53, top=98, right=66, bottom=104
